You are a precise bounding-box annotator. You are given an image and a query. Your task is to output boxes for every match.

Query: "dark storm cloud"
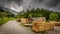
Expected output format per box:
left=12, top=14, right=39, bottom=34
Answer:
left=22, top=0, right=45, bottom=10
left=0, top=0, right=23, bottom=7
left=0, top=0, right=60, bottom=12
left=32, top=0, right=44, bottom=3
left=46, top=0, right=60, bottom=7
left=0, top=0, right=23, bottom=12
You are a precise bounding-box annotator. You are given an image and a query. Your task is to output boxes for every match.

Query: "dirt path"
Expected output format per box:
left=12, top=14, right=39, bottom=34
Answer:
left=0, top=20, right=60, bottom=34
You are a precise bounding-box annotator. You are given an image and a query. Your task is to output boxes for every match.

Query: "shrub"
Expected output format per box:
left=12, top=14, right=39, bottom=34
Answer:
left=49, top=13, right=59, bottom=21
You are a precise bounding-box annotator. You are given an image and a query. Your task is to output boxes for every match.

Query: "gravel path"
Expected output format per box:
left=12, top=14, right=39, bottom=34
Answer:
left=0, top=20, right=60, bottom=34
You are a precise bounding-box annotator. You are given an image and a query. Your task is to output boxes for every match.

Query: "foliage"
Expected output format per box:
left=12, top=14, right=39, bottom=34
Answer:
left=17, top=8, right=60, bottom=21
left=49, top=13, right=59, bottom=21
left=0, top=10, right=15, bottom=26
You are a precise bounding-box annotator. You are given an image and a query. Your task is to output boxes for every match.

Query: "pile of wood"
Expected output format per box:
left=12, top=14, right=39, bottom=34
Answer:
left=20, top=18, right=29, bottom=24
left=49, top=21, right=60, bottom=26
left=32, top=22, right=55, bottom=32
left=36, top=17, right=46, bottom=23
left=16, top=18, right=29, bottom=24
left=16, top=18, right=21, bottom=22
left=17, top=17, right=55, bottom=32
left=31, top=18, right=54, bottom=32
left=32, top=17, right=45, bottom=23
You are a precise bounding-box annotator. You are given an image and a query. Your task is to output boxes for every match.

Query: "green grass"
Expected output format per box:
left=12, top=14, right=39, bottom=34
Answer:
left=9, top=18, right=15, bottom=20
left=0, top=17, right=15, bottom=26
left=0, top=17, right=8, bottom=26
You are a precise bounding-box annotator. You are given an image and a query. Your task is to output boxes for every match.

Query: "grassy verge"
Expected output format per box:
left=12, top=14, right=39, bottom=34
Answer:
left=0, top=17, right=15, bottom=26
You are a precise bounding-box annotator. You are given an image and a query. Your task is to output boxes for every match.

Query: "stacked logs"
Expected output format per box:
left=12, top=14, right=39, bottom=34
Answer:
left=32, top=22, right=55, bottom=32
left=16, top=18, right=21, bottom=22
left=31, top=18, right=55, bottom=32
left=20, top=18, right=29, bottom=24
left=17, top=18, right=33, bottom=24
left=49, top=21, right=60, bottom=26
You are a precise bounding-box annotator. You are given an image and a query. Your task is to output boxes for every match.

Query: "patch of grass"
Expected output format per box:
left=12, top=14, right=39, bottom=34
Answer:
left=0, top=17, right=8, bottom=26
left=0, top=17, right=15, bottom=26
left=9, top=18, right=15, bottom=20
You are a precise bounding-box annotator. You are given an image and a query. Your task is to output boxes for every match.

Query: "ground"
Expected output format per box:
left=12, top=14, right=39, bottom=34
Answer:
left=0, top=20, right=60, bottom=34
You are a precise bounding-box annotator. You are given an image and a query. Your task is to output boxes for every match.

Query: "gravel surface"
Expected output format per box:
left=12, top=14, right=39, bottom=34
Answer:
left=0, top=20, right=60, bottom=34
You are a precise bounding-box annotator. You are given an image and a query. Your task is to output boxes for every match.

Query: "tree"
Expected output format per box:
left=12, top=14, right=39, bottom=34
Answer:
left=28, top=13, right=33, bottom=17
left=49, top=13, right=59, bottom=21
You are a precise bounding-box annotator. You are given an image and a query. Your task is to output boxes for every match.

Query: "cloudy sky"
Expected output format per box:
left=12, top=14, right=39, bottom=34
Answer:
left=0, top=0, right=60, bottom=12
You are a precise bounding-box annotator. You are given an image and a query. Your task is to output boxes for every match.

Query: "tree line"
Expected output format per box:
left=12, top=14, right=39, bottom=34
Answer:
left=17, top=8, right=60, bottom=21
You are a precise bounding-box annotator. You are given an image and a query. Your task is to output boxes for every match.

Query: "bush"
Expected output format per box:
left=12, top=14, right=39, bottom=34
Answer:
left=49, top=13, right=59, bottom=21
